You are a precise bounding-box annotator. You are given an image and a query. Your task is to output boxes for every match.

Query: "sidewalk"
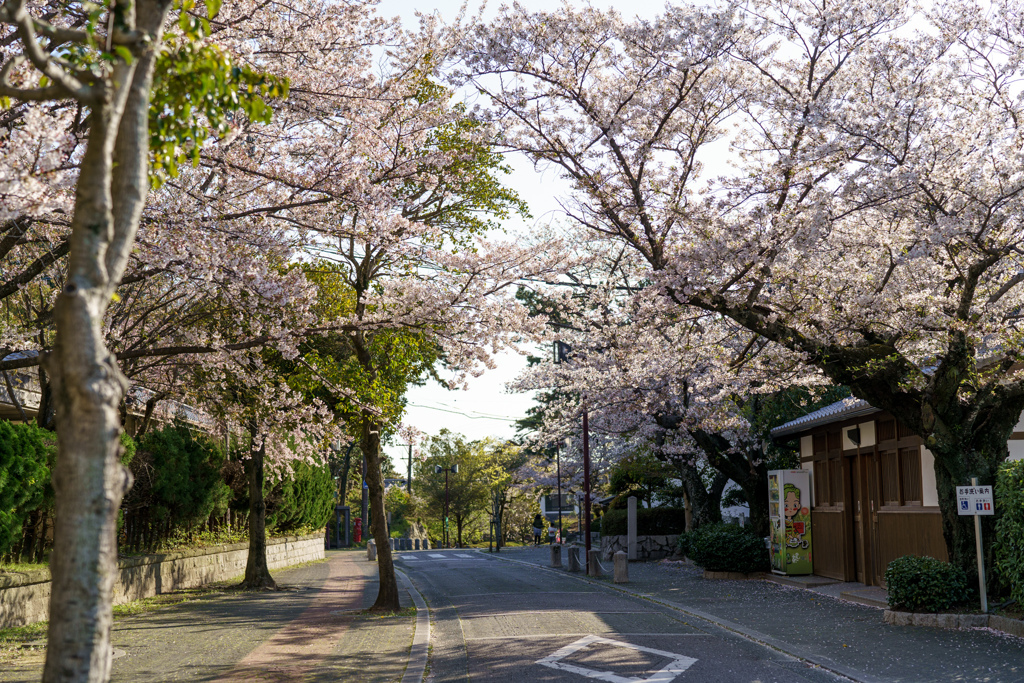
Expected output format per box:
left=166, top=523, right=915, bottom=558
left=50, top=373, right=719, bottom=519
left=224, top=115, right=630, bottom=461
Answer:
left=1, top=550, right=416, bottom=683
left=493, top=546, right=1024, bottom=683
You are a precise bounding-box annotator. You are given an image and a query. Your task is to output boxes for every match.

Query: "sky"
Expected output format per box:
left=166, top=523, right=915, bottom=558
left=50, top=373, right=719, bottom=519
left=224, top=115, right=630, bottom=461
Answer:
left=380, top=0, right=662, bottom=473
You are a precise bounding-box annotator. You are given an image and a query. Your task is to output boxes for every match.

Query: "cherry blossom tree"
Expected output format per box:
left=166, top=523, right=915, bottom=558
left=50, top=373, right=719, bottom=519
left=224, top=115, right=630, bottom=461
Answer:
left=464, top=0, right=1024, bottom=572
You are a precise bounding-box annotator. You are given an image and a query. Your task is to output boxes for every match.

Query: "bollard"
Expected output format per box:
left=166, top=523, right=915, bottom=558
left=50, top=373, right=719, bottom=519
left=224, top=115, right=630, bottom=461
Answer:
left=588, top=549, right=602, bottom=577
left=423, top=539, right=430, bottom=550
left=414, top=538, right=420, bottom=550
left=567, top=546, right=581, bottom=572
left=400, top=538, right=408, bottom=551
left=614, top=551, right=629, bottom=584
left=367, top=540, right=376, bottom=561
left=389, top=538, right=395, bottom=551
left=550, top=544, right=562, bottom=568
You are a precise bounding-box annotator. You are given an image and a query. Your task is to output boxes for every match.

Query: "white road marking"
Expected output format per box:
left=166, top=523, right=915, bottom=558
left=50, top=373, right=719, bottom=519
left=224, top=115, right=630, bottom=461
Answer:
left=455, top=553, right=474, bottom=558
left=429, top=553, right=445, bottom=558
left=536, top=634, right=697, bottom=683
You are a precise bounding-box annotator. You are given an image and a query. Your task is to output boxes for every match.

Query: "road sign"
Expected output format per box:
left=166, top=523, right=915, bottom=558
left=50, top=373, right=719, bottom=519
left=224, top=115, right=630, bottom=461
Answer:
left=956, top=485, right=994, bottom=516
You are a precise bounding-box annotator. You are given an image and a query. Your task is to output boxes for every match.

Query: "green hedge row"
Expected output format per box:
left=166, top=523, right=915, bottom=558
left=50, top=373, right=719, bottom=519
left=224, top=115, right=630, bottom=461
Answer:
left=678, top=522, right=769, bottom=573
left=600, top=506, right=687, bottom=536
left=996, top=459, right=1024, bottom=606
left=885, top=555, right=970, bottom=612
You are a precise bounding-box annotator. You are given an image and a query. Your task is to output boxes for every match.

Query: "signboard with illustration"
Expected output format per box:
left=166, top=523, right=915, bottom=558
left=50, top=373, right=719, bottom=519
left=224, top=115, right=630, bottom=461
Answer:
left=768, top=469, right=813, bottom=575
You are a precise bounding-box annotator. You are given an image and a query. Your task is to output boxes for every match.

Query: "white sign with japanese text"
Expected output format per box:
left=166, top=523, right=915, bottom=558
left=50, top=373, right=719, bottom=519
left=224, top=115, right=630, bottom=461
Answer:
left=956, top=485, right=994, bottom=516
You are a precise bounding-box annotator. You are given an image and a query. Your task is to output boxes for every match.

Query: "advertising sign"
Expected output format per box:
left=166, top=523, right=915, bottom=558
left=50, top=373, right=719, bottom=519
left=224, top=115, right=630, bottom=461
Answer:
left=768, top=470, right=813, bottom=575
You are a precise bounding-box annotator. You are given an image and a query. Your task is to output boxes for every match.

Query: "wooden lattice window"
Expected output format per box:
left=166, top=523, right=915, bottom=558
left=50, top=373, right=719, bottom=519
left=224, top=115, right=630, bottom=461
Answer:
left=829, top=457, right=843, bottom=506
left=900, top=448, right=923, bottom=505
left=877, top=419, right=896, bottom=443
left=814, top=461, right=829, bottom=506
left=881, top=450, right=900, bottom=505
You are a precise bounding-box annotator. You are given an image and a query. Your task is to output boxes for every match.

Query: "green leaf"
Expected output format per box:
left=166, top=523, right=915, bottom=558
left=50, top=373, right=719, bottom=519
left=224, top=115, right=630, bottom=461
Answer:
left=205, top=0, right=222, bottom=19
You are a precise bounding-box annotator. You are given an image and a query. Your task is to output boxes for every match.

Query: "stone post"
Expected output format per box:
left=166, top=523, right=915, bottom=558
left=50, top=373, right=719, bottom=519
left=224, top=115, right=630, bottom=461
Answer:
left=588, top=549, right=602, bottom=577
left=627, top=496, right=637, bottom=561
left=389, top=538, right=395, bottom=551
left=550, top=544, right=562, bottom=568
left=415, top=539, right=420, bottom=550
left=567, top=546, right=581, bottom=572
left=424, top=539, right=430, bottom=550
left=367, top=540, right=376, bottom=561
left=614, top=551, right=629, bottom=584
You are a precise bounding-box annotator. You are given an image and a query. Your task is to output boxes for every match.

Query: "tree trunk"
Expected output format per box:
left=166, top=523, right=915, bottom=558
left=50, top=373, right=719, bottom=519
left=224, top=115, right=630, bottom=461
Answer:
left=241, top=430, right=276, bottom=589
left=362, top=416, right=400, bottom=611
left=677, top=462, right=726, bottom=530
left=927, top=423, right=1013, bottom=583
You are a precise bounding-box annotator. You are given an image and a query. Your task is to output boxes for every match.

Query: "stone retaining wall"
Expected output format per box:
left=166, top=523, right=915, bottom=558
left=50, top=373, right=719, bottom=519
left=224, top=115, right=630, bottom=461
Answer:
left=0, top=533, right=323, bottom=629
left=600, top=534, right=681, bottom=562
left=883, top=609, right=1024, bottom=638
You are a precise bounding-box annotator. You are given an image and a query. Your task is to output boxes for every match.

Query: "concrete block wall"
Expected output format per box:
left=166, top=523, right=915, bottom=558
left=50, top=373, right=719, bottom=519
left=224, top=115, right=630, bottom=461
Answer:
left=1, top=533, right=323, bottom=629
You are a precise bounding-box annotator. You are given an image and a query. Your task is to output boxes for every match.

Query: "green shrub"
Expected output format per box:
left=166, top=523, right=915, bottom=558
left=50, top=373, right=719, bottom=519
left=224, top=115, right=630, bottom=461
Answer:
left=128, top=423, right=230, bottom=530
left=685, top=522, right=769, bottom=573
left=0, top=422, right=55, bottom=555
left=995, top=459, right=1024, bottom=606
left=600, top=506, right=687, bottom=536
left=884, top=555, right=970, bottom=612
left=676, top=529, right=693, bottom=558
left=266, top=459, right=334, bottom=533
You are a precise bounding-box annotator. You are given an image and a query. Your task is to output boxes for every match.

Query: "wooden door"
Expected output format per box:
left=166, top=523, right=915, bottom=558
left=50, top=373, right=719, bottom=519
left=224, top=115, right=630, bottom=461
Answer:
left=866, top=450, right=883, bottom=585
left=850, top=454, right=866, bottom=583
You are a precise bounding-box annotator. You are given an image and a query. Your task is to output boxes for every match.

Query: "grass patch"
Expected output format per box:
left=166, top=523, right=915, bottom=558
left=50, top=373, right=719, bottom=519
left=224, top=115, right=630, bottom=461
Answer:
left=0, top=561, right=48, bottom=575
left=364, top=606, right=417, bottom=619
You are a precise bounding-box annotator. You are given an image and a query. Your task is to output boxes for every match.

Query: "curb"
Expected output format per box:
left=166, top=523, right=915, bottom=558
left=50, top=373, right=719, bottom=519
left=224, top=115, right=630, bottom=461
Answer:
left=481, top=551, right=878, bottom=683
left=396, top=568, right=430, bottom=683
left=884, top=610, right=1024, bottom=637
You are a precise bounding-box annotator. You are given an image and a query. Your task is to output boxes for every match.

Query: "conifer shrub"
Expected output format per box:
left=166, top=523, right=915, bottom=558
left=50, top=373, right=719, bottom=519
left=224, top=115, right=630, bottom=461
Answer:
left=884, top=555, right=970, bottom=612
left=266, top=460, right=334, bottom=533
left=0, top=422, right=55, bottom=555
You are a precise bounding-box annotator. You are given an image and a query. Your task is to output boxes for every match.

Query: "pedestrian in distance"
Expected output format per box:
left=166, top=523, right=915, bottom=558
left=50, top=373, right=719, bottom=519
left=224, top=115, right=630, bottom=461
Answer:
left=533, top=513, right=544, bottom=546
left=547, top=523, right=557, bottom=545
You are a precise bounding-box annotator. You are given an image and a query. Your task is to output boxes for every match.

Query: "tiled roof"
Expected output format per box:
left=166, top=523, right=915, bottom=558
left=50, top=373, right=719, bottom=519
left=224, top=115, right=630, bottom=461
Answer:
left=770, top=396, right=879, bottom=439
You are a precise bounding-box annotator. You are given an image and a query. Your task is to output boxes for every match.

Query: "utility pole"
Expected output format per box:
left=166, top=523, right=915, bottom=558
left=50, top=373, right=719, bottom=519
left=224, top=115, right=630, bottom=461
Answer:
left=583, top=408, right=592, bottom=572
left=435, top=463, right=458, bottom=548
left=556, top=442, right=563, bottom=544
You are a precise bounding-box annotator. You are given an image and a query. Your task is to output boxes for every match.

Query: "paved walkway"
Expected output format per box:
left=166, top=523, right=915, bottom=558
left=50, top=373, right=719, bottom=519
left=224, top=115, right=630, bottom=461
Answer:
left=1, top=550, right=415, bottom=683
left=492, top=546, right=1024, bottom=683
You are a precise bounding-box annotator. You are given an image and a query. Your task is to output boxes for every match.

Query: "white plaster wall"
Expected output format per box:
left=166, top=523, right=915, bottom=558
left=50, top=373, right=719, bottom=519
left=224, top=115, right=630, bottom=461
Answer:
left=858, top=421, right=876, bottom=447
left=1008, top=440, right=1024, bottom=462
left=921, top=446, right=939, bottom=507
left=800, top=435, right=813, bottom=460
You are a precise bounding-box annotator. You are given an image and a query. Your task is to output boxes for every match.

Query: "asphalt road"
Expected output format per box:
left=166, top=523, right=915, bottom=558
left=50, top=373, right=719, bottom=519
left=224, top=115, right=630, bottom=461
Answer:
left=399, top=550, right=841, bottom=683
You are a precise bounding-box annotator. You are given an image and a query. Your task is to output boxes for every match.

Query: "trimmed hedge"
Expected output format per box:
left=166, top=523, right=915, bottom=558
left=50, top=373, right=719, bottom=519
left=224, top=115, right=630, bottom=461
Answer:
left=995, top=459, right=1024, bottom=606
left=885, top=555, right=970, bottom=612
left=681, top=522, right=769, bottom=573
left=600, top=506, right=687, bottom=536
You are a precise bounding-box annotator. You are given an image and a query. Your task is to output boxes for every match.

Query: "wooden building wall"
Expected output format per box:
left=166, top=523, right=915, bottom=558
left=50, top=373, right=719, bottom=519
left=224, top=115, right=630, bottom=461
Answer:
left=800, top=412, right=946, bottom=586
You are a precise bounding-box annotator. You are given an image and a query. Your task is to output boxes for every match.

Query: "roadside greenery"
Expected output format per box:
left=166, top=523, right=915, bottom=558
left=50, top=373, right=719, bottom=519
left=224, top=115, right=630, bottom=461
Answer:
left=601, top=507, right=687, bottom=536
left=995, top=460, right=1024, bottom=607
left=680, top=523, right=769, bottom=574
left=885, top=555, right=971, bottom=613
left=0, top=423, right=55, bottom=560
